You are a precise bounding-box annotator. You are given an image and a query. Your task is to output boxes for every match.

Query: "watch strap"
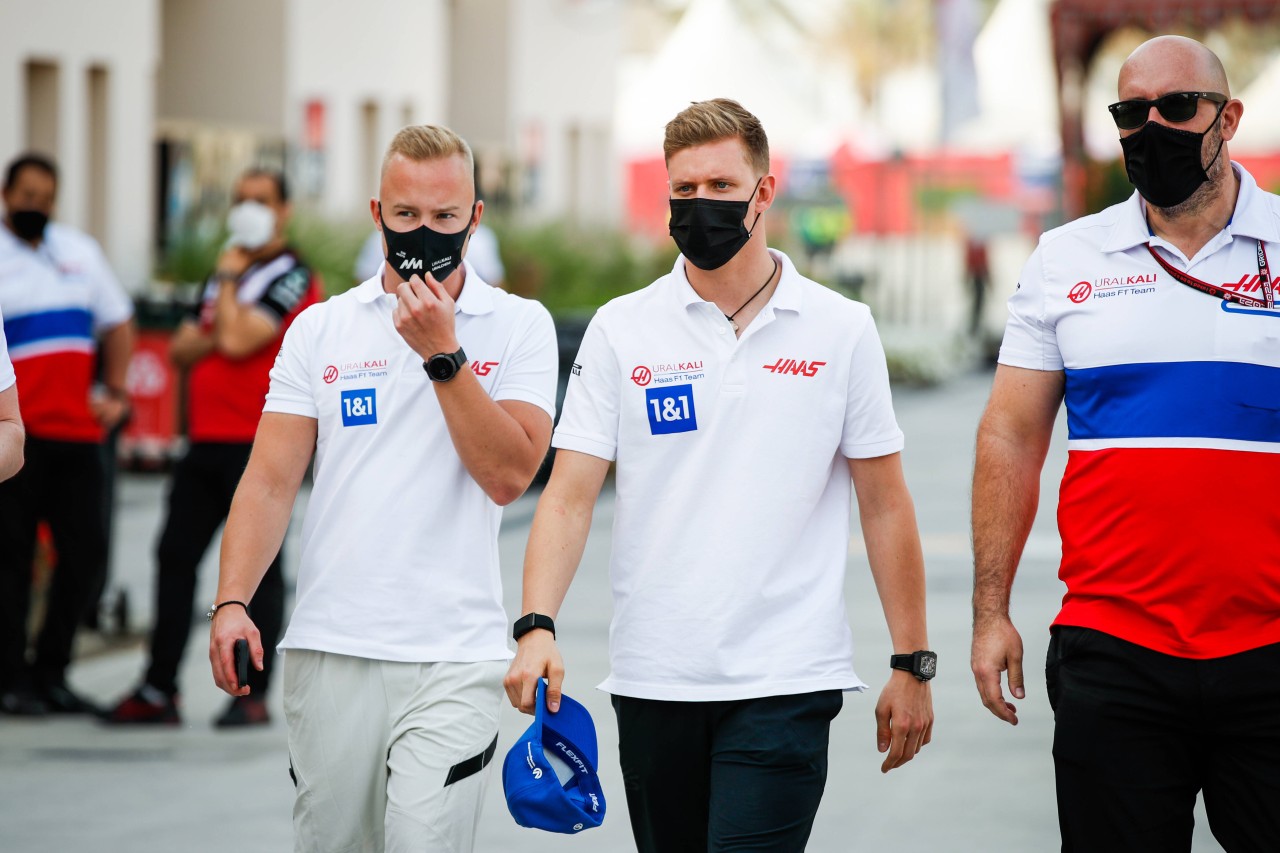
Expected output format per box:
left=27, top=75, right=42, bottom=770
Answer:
left=512, top=612, right=556, bottom=641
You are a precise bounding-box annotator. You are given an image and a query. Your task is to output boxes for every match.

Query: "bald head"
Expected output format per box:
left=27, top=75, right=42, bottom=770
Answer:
left=1119, top=36, right=1229, bottom=99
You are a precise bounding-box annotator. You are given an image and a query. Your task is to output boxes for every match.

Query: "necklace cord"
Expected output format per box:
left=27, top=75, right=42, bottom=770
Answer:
left=725, top=257, right=780, bottom=326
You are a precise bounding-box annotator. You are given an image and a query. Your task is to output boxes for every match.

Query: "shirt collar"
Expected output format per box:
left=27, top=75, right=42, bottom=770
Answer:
left=670, top=249, right=804, bottom=315
left=354, top=260, right=494, bottom=315
left=1102, top=162, right=1280, bottom=253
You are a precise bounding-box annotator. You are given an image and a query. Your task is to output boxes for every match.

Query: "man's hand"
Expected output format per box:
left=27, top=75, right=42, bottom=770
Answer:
left=971, top=614, right=1024, bottom=725
left=392, top=274, right=458, bottom=360
left=90, top=390, right=129, bottom=430
left=503, top=630, right=564, bottom=715
left=209, top=606, right=264, bottom=697
left=215, top=247, right=252, bottom=280
left=875, top=671, right=934, bottom=773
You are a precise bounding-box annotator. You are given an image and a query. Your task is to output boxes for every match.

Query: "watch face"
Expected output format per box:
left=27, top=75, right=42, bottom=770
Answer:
left=917, top=652, right=937, bottom=679
left=427, top=355, right=458, bottom=381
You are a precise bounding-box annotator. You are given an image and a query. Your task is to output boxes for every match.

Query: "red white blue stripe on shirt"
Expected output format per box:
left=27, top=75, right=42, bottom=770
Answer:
left=3, top=307, right=95, bottom=361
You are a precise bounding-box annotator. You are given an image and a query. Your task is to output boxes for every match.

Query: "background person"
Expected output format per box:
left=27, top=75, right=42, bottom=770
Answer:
left=209, top=125, right=557, bottom=851
left=0, top=153, right=135, bottom=716
left=0, top=303, right=22, bottom=482
left=505, top=98, right=934, bottom=853
left=972, top=35, right=1280, bottom=852
left=106, top=169, right=320, bottom=727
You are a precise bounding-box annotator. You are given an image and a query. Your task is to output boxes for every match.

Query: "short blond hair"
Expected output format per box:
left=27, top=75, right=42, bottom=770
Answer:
left=381, top=125, right=474, bottom=177
left=663, top=98, right=769, bottom=176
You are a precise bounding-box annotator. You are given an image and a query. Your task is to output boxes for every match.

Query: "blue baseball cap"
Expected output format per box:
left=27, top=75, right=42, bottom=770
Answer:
left=502, top=679, right=606, bottom=834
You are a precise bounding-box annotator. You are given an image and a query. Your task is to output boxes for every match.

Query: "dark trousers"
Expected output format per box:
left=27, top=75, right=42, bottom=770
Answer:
left=1048, top=626, right=1280, bottom=853
left=612, top=690, right=842, bottom=853
left=0, top=437, right=107, bottom=692
left=144, top=443, right=284, bottom=697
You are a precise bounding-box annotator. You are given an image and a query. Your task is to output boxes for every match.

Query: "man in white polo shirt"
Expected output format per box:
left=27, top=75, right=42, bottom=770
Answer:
left=972, top=36, right=1280, bottom=851
left=505, top=98, right=933, bottom=851
left=208, top=125, right=557, bottom=852
left=0, top=304, right=22, bottom=482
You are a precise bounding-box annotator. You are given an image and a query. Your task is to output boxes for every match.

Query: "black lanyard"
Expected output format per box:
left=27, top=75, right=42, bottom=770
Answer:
left=1146, top=239, right=1274, bottom=310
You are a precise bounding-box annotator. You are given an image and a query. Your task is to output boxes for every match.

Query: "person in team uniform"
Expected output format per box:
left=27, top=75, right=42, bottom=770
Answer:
left=0, top=303, right=22, bottom=482
left=0, top=153, right=135, bottom=716
left=210, top=126, right=557, bottom=851
left=972, top=35, right=1280, bottom=851
left=505, top=99, right=933, bottom=852
left=106, top=169, right=320, bottom=727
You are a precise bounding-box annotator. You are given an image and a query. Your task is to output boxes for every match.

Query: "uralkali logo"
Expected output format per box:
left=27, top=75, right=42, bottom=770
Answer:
left=1068, top=281, right=1092, bottom=303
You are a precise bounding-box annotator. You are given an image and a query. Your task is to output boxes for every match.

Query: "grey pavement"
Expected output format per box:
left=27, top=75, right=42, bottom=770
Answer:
left=0, top=368, right=1225, bottom=852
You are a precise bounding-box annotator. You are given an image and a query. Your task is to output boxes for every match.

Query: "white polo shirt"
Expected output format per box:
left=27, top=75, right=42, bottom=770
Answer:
left=265, top=263, right=558, bottom=663
left=555, top=250, right=904, bottom=701
left=999, top=162, right=1280, bottom=659
left=0, top=304, right=14, bottom=393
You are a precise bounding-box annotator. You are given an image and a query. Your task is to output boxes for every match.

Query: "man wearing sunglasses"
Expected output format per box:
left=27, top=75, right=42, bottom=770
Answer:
left=972, top=35, right=1280, bottom=852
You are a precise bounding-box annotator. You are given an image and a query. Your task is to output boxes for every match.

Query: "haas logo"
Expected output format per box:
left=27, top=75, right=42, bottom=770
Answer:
left=471, top=361, right=499, bottom=376
left=1068, top=281, right=1092, bottom=303
left=762, top=358, right=826, bottom=377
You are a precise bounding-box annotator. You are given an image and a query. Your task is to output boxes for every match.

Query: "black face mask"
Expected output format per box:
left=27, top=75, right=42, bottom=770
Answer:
left=379, top=202, right=475, bottom=281
left=9, top=209, right=49, bottom=242
left=668, top=179, right=763, bottom=271
left=1120, top=106, right=1225, bottom=209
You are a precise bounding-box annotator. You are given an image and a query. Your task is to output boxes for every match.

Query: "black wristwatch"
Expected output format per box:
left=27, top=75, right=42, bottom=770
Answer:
left=424, top=347, right=467, bottom=382
left=890, top=650, right=937, bottom=682
left=513, top=613, right=556, bottom=641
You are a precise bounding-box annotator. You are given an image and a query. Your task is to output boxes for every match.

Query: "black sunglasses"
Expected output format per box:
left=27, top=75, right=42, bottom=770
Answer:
left=1108, top=91, right=1227, bottom=131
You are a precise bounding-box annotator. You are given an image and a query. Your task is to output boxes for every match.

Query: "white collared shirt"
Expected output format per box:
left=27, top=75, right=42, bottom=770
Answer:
left=998, top=162, right=1280, bottom=659
left=265, top=263, right=558, bottom=662
left=555, top=249, right=903, bottom=701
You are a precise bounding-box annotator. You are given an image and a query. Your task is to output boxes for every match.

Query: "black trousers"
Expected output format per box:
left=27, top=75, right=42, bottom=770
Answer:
left=1048, top=626, right=1280, bottom=853
left=0, top=437, right=107, bottom=692
left=144, top=443, right=284, bottom=697
left=612, top=690, right=842, bottom=853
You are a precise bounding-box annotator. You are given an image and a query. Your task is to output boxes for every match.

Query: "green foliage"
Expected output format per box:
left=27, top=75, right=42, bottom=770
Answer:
left=285, top=215, right=369, bottom=298
left=154, top=229, right=222, bottom=285
left=493, top=220, right=679, bottom=314
left=1084, top=158, right=1133, bottom=214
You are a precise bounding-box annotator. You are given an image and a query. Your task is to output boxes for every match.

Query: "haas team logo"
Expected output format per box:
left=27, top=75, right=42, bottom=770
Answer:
left=631, top=366, right=652, bottom=386
left=1068, top=281, right=1092, bottom=303
left=323, top=365, right=339, bottom=384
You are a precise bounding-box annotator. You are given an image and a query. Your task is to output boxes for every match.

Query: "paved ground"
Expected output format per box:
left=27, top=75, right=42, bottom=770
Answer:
left=0, top=367, right=1226, bottom=852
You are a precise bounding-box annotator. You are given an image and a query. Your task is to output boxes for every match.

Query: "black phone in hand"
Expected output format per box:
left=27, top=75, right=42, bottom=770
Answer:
left=234, top=639, right=250, bottom=690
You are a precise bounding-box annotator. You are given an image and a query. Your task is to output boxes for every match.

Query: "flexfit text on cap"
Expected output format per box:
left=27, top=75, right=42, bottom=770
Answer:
left=502, top=679, right=606, bottom=833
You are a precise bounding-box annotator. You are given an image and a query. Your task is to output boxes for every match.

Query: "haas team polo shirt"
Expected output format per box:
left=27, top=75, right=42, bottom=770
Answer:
left=187, top=249, right=320, bottom=443
left=0, top=222, right=133, bottom=442
left=0, top=304, right=14, bottom=393
left=264, top=265, right=558, bottom=663
left=1000, top=163, right=1280, bottom=659
left=555, top=250, right=904, bottom=702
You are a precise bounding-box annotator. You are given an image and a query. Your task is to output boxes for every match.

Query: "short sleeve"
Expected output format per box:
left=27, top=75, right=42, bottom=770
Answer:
left=0, top=304, right=14, bottom=393
left=263, top=307, right=319, bottom=418
left=256, top=264, right=313, bottom=323
left=87, top=240, right=134, bottom=332
left=997, top=244, right=1063, bottom=371
left=551, top=311, right=620, bottom=461
left=491, top=303, right=558, bottom=418
left=840, top=312, right=906, bottom=459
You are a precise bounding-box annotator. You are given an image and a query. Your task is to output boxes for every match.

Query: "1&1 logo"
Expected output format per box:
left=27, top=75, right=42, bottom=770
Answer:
left=1068, top=281, right=1092, bottom=303
left=323, top=365, right=339, bottom=384
left=631, top=366, right=652, bottom=386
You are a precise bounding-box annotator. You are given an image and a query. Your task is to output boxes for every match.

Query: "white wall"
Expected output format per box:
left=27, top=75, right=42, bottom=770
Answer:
left=509, top=0, right=622, bottom=224
left=286, top=0, right=449, bottom=219
left=0, top=0, right=159, bottom=289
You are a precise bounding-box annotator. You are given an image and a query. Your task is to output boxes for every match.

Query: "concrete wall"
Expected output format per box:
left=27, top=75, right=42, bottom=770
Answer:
left=509, top=0, right=621, bottom=224
left=159, top=0, right=286, bottom=133
left=286, top=0, right=449, bottom=218
left=0, top=0, right=159, bottom=289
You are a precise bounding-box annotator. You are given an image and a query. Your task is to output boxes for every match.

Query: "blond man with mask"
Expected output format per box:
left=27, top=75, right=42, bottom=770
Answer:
left=209, top=126, right=558, bottom=851
left=505, top=98, right=933, bottom=852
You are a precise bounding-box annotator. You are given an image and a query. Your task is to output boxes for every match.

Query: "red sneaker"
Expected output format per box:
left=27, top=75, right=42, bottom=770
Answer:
left=103, top=685, right=181, bottom=725
left=214, top=695, right=270, bottom=728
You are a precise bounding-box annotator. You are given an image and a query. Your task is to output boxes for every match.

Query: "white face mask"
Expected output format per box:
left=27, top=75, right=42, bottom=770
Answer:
left=225, top=201, right=277, bottom=250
